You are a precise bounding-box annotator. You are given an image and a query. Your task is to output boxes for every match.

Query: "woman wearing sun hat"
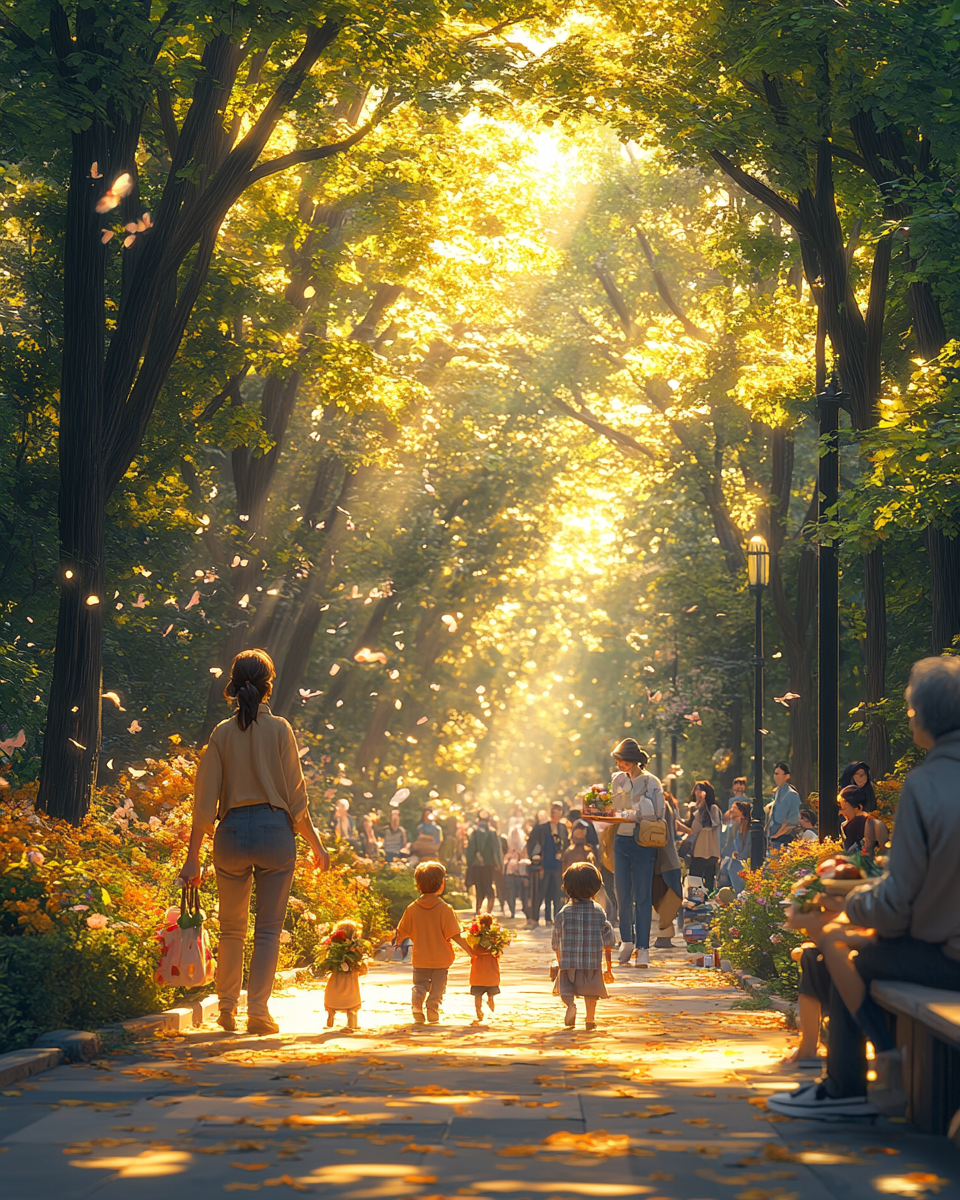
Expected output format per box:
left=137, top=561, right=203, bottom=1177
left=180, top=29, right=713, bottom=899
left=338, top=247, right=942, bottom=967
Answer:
left=608, top=737, right=665, bottom=968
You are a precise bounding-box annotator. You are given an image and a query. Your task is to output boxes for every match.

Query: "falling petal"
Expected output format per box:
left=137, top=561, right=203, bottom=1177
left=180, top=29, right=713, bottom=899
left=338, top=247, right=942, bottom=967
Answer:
left=238, top=594, right=249, bottom=608
left=298, top=746, right=309, bottom=759
left=101, top=229, right=115, bottom=243
left=303, top=285, right=316, bottom=298
left=128, top=719, right=142, bottom=733
left=162, top=624, right=174, bottom=636
left=759, top=728, right=769, bottom=735
left=95, top=172, right=134, bottom=213
left=684, top=711, right=702, bottom=725
left=329, top=664, right=340, bottom=676
left=441, top=614, right=457, bottom=632
left=417, top=716, right=428, bottom=725
left=86, top=595, right=100, bottom=605
left=0, top=730, right=26, bottom=757
left=133, top=594, right=147, bottom=608
left=209, top=667, right=223, bottom=677
left=90, top=161, right=102, bottom=179
left=128, top=766, right=146, bottom=778
left=184, top=591, right=200, bottom=609
left=123, top=234, right=135, bottom=248
left=644, top=665, right=655, bottom=673
left=102, top=691, right=126, bottom=710
left=106, top=759, right=114, bottom=769
left=389, top=787, right=411, bottom=807
left=68, top=738, right=87, bottom=750
left=683, top=605, right=698, bottom=613
left=354, top=647, right=387, bottom=665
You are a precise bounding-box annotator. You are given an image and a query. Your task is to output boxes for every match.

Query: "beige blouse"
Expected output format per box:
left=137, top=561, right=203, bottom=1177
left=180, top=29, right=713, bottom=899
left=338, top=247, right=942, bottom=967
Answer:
left=691, top=806, right=723, bottom=860
left=192, top=706, right=308, bottom=832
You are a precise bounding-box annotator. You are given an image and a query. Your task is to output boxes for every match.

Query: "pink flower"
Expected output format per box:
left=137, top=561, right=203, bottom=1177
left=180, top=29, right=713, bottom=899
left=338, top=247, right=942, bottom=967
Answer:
left=729, top=927, right=740, bottom=938
left=279, top=930, right=292, bottom=944
left=70, top=904, right=89, bottom=912
left=86, top=913, right=109, bottom=929
left=26, top=849, right=44, bottom=865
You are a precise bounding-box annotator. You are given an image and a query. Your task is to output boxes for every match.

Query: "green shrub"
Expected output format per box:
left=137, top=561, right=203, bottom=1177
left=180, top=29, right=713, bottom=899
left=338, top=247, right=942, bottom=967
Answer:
left=370, top=868, right=421, bottom=927
left=0, top=929, right=171, bottom=1052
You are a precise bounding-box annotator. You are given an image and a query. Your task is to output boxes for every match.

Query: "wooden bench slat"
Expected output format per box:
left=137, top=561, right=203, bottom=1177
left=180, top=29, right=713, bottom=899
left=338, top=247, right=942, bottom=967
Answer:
left=872, top=981, right=960, bottom=1050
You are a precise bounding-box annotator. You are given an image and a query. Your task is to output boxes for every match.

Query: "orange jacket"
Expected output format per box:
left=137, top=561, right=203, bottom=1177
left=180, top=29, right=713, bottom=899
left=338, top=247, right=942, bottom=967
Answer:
left=469, top=946, right=501, bottom=987
left=396, top=893, right=461, bottom=968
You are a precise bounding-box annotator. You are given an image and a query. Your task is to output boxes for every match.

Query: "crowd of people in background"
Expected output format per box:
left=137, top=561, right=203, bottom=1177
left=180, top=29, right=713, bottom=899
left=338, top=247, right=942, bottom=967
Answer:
left=324, top=743, right=888, bottom=938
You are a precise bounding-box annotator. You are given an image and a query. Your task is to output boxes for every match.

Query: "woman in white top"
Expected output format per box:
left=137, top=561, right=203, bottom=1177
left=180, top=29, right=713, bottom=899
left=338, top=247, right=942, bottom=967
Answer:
left=609, top=737, right=665, bottom=968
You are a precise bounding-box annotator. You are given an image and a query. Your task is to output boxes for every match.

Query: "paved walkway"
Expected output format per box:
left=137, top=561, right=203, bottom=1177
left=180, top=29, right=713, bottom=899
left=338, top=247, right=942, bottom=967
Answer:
left=1, top=920, right=956, bottom=1199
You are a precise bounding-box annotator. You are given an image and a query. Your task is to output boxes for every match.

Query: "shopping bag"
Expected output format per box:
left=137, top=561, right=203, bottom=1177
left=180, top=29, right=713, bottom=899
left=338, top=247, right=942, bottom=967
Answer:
left=155, top=886, right=215, bottom=986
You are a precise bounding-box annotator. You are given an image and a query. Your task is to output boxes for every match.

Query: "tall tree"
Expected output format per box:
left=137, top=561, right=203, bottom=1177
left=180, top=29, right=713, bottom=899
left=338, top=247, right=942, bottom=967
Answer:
left=0, top=0, right=549, bottom=820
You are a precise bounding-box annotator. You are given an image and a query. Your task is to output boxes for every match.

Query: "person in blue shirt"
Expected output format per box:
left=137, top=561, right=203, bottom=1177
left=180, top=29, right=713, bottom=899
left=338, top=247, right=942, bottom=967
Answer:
left=768, top=762, right=802, bottom=851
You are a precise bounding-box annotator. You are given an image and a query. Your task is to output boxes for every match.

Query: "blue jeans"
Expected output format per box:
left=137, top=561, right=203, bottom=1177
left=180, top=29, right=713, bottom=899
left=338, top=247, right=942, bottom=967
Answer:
left=504, top=875, right=525, bottom=918
left=214, top=804, right=296, bottom=1017
left=614, top=835, right=658, bottom=949
left=541, top=869, right=562, bottom=921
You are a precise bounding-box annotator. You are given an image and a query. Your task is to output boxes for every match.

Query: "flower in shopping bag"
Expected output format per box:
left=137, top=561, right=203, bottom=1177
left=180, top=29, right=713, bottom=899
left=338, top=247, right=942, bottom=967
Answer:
left=86, top=913, right=109, bottom=929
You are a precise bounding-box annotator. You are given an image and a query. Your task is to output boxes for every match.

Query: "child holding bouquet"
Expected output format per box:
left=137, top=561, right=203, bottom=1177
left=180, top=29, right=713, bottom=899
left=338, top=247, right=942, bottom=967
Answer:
left=466, top=912, right=511, bottom=1024
left=319, top=919, right=369, bottom=1030
left=553, top=861, right=616, bottom=1030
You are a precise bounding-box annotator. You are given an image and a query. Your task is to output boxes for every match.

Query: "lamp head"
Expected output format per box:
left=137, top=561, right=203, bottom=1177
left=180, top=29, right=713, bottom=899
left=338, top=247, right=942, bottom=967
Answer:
left=747, top=534, right=770, bottom=591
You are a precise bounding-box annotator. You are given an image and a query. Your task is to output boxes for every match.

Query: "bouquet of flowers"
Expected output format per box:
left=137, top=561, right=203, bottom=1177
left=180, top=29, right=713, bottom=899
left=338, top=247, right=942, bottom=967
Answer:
left=317, top=926, right=371, bottom=975
left=465, top=918, right=513, bottom=957
left=578, top=783, right=613, bottom=814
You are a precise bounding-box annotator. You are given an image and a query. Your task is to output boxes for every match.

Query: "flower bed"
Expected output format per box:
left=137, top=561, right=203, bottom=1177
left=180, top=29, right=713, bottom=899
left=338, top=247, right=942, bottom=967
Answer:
left=0, top=753, right=389, bottom=1051
left=711, top=837, right=846, bottom=1000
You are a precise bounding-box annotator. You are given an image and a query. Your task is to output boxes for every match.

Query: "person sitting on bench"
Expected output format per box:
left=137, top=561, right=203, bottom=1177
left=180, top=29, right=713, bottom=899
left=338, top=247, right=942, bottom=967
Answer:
left=770, top=655, right=960, bottom=1120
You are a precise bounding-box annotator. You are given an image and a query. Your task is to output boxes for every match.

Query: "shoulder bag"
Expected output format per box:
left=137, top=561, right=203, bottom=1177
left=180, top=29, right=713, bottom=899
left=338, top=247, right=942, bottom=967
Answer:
left=633, top=775, right=668, bottom=849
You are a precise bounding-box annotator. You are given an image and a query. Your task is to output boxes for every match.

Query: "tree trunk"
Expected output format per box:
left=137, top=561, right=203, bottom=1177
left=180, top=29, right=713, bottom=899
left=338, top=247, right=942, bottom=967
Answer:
left=864, top=544, right=891, bottom=776
left=924, top=527, right=960, bottom=653
left=36, top=124, right=109, bottom=822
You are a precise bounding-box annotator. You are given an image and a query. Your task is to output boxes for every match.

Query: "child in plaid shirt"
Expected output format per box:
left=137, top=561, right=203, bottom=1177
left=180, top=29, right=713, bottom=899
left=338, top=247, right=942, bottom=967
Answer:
left=552, top=861, right=615, bottom=1030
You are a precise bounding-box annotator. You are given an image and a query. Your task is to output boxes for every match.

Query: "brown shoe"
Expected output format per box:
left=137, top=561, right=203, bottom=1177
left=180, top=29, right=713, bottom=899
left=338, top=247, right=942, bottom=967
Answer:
left=426, top=1008, right=440, bottom=1024
left=247, top=1015, right=280, bottom=1036
left=217, top=1011, right=237, bottom=1033
left=412, top=1009, right=426, bottom=1025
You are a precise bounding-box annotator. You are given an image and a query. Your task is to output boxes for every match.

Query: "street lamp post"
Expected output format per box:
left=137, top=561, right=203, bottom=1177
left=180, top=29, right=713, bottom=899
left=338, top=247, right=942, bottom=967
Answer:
left=747, top=535, right=770, bottom=869
left=817, top=375, right=846, bottom=841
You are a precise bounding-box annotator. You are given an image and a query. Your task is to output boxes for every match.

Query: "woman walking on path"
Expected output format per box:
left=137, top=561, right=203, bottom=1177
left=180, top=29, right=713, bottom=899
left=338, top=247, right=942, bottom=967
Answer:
left=609, top=738, right=665, bottom=969
left=676, top=781, right=722, bottom=891
left=178, top=649, right=328, bottom=1036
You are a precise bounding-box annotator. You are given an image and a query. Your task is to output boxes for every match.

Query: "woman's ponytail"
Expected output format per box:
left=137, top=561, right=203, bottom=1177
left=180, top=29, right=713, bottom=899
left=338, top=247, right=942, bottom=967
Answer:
left=224, top=648, right=276, bottom=730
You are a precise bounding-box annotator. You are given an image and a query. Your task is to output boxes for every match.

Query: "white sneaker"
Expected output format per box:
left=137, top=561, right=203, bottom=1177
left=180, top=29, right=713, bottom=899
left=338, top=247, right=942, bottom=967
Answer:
left=618, top=941, right=635, bottom=965
left=635, top=948, right=650, bottom=968
left=766, top=1081, right=878, bottom=1120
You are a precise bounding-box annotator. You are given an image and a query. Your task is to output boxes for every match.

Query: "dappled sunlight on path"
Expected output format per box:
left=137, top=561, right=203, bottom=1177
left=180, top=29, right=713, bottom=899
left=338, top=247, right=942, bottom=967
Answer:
left=0, top=921, right=956, bottom=1199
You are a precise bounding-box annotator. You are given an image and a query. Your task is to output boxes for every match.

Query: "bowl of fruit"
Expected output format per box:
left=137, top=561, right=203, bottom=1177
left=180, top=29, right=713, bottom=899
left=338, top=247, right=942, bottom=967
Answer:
left=817, top=851, right=884, bottom=894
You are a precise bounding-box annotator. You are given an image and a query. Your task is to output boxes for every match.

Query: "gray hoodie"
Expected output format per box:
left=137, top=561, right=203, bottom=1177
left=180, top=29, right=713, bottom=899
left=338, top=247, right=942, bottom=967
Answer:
left=845, top=729, right=960, bottom=961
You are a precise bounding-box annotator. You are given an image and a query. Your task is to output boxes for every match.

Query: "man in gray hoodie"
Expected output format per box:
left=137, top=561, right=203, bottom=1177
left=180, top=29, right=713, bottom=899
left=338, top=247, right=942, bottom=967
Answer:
left=770, top=655, right=960, bottom=1120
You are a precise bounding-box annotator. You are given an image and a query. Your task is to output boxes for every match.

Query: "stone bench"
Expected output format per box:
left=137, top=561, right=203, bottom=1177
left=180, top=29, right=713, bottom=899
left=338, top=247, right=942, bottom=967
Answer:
left=871, top=981, right=960, bottom=1135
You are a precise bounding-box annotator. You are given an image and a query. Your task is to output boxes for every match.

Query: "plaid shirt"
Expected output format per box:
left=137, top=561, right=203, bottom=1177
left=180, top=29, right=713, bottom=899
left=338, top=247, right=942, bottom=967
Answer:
left=552, top=900, right=615, bottom=970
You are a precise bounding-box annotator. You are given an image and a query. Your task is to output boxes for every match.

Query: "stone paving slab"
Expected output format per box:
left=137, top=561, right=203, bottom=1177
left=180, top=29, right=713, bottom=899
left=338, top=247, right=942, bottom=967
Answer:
left=0, top=921, right=956, bottom=1200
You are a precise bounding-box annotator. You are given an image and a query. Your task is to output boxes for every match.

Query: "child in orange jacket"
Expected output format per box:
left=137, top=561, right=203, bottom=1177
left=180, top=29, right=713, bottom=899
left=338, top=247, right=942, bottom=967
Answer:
left=469, top=912, right=501, bottom=1023
left=396, top=860, right=475, bottom=1024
